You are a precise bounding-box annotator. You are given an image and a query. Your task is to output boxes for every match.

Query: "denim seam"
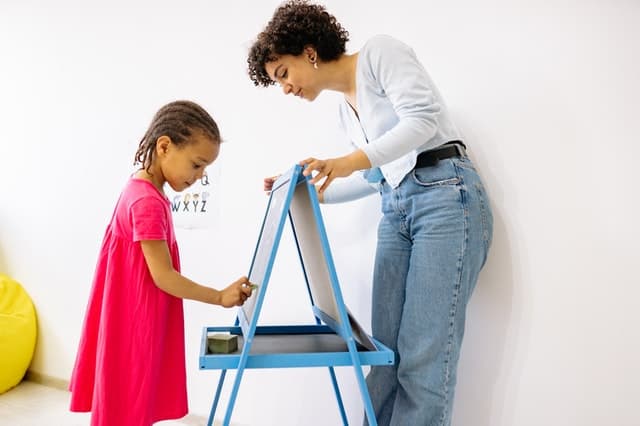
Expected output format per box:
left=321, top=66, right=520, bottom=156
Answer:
left=392, top=186, right=409, bottom=236
left=475, top=183, right=491, bottom=266
left=439, top=168, right=468, bottom=426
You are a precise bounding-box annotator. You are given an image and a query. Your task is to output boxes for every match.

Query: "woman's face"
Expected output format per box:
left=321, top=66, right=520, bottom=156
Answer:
left=265, top=53, right=321, bottom=101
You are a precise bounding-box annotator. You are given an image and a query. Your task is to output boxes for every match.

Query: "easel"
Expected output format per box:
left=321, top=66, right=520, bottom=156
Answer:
left=199, top=165, right=394, bottom=425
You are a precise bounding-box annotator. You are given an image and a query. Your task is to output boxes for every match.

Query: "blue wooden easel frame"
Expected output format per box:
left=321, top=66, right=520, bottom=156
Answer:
left=199, top=165, right=394, bottom=425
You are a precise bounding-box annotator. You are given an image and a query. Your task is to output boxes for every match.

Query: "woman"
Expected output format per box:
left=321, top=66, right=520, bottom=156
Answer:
left=247, top=1, right=493, bottom=425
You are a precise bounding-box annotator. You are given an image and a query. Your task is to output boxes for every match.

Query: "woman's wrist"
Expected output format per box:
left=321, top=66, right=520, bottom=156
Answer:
left=344, top=149, right=371, bottom=172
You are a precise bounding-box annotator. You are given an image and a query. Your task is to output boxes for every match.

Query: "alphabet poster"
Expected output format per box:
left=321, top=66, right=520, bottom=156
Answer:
left=165, top=164, right=221, bottom=229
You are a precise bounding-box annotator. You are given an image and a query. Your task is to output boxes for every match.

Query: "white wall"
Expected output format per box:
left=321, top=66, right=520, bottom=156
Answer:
left=1, top=1, right=639, bottom=425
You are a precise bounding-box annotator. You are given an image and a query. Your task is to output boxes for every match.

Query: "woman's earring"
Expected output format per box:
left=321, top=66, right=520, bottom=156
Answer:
left=310, top=55, right=318, bottom=69
left=313, top=61, right=318, bottom=70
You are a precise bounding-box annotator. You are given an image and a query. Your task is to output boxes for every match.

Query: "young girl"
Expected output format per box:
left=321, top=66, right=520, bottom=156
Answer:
left=248, top=2, right=493, bottom=425
left=69, top=100, right=253, bottom=425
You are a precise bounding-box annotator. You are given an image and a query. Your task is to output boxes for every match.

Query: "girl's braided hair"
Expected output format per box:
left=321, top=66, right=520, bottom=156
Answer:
left=134, top=100, right=220, bottom=173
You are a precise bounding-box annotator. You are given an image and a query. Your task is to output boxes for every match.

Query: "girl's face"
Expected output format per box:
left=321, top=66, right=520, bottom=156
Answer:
left=157, top=130, right=219, bottom=192
left=265, top=51, right=321, bottom=101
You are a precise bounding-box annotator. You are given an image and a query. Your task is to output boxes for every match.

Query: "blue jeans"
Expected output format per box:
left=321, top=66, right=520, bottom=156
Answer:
left=365, top=156, right=493, bottom=426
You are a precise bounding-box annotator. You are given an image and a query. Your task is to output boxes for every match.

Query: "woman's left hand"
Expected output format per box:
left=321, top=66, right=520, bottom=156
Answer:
left=299, top=150, right=371, bottom=194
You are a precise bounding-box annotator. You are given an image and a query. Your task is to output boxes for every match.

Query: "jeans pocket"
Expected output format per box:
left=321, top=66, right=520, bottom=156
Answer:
left=411, top=168, right=460, bottom=187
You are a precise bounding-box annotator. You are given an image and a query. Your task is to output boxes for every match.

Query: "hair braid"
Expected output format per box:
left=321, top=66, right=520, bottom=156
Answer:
left=134, top=100, right=221, bottom=173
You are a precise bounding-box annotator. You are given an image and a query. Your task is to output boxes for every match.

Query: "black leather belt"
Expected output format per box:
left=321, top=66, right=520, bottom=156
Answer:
left=415, top=140, right=466, bottom=168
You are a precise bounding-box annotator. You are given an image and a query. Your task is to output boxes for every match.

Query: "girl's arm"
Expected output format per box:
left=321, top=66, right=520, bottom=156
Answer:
left=140, top=239, right=252, bottom=307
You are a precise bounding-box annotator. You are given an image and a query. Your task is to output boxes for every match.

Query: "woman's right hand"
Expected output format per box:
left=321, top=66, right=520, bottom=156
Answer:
left=218, top=276, right=254, bottom=307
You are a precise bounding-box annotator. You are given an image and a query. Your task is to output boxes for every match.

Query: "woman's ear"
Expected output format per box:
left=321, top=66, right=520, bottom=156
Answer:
left=303, top=45, right=317, bottom=61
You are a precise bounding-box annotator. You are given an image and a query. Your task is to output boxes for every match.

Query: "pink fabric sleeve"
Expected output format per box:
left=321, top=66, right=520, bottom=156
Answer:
left=131, top=197, right=169, bottom=241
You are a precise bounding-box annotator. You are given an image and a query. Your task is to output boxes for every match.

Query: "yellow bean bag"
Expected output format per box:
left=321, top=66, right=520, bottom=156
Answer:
left=0, top=274, right=37, bottom=394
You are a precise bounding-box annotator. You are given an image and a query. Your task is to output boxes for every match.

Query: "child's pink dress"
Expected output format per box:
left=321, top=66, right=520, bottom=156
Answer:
left=70, top=178, right=188, bottom=425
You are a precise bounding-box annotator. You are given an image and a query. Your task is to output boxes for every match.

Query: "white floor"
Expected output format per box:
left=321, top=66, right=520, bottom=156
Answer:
left=0, top=381, right=214, bottom=425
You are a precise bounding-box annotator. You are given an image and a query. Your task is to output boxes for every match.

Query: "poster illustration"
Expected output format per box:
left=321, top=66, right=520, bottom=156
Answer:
left=165, top=164, right=221, bottom=229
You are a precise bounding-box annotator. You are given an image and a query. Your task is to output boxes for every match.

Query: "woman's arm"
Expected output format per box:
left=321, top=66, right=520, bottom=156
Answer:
left=360, top=35, right=442, bottom=167
left=300, top=149, right=371, bottom=194
left=317, top=169, right=378, bottom=203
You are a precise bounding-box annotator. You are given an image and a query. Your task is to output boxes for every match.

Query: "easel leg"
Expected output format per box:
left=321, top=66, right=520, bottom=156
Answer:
left=223, top=359, right=248, bottom=426
left=347, top=342, right=377, bottom=426
left=208, top=369, right=227, bottom=426
left=327, top=366, right=348, bottom=425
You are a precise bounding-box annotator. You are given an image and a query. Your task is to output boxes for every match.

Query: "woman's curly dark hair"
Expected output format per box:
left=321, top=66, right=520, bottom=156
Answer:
left=247, top=0, right=350, bottom=87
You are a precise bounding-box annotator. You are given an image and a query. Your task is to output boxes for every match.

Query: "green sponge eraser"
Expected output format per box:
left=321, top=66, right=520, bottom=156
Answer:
left=208, top=333, right=238, bottom=354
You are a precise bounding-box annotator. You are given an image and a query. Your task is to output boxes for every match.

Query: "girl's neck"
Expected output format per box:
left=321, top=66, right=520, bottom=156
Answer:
left=135, top=167, right=165, bottom=194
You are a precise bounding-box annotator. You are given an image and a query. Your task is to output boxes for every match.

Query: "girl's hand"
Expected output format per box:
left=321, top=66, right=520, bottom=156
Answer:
left=300, top=150, right=370, bottom=194
left=219, top=276, right=254, bottom=307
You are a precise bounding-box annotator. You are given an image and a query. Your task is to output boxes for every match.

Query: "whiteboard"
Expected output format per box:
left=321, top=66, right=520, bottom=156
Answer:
left=241, top=172, right=293, bottom=324
left=239, top=166, right=376, bottom=350
left=288, top=183, right=340, bottom=322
